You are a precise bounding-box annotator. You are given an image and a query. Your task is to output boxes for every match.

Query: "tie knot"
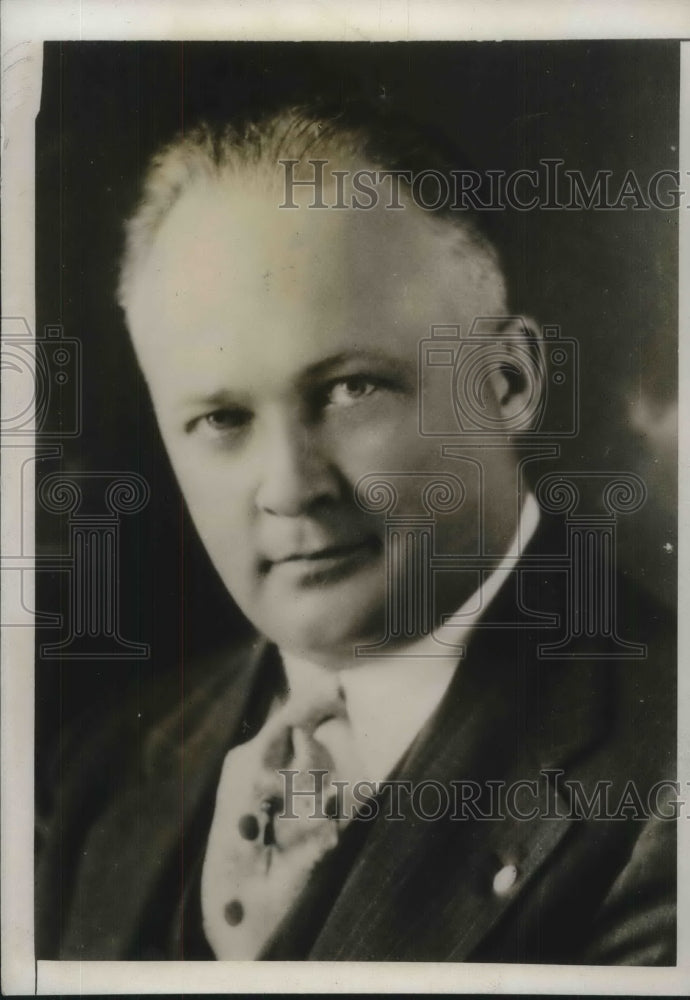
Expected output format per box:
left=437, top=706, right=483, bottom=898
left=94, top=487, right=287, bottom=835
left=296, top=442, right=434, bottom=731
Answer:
left=293, top=688, right=347, bottom=736
left=261, top=679, right=347, bottom=772
left=279, top=656, right=348, bottom=734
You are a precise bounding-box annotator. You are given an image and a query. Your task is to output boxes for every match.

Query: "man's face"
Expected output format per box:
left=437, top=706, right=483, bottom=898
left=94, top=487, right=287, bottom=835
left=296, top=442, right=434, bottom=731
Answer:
left=126, top=170, right=517, bottom=665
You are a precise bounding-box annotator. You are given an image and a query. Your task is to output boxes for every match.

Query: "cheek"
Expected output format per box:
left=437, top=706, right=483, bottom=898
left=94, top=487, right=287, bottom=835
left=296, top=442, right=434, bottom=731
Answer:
left=325, top=404, right=423, bottom=473
left=354, top=422, right=445, bottom=474
left=163, top=449, right=254, bottom=547
left=186, top=488, right=251, bottom=557
left=183, top=486, right=258, bottom=600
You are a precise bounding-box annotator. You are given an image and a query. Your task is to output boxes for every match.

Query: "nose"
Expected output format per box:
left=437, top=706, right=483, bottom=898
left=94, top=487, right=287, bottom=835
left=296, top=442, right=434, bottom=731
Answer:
left=254, top=413, right=340, bottom=517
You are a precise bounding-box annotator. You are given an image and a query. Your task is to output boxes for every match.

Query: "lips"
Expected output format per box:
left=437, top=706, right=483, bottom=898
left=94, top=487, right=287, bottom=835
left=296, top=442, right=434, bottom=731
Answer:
left=259, top=535, right=381, bottom=577
left=279, top=539, right=375, bottom=563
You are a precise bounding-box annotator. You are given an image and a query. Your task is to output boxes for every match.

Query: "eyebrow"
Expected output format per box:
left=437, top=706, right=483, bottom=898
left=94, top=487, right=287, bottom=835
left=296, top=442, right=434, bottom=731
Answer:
left=179, top=388, right=248, bottom=411
left=179, top=349, right=414, bottom=410
left=297, top=349, right=413, bottom=385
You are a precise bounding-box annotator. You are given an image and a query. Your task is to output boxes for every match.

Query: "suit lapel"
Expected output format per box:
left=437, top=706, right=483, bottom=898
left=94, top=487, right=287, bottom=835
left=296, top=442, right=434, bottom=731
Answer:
left=309, top=600, right=611, bottom=960
left=62, top=636, right=272, bottom=958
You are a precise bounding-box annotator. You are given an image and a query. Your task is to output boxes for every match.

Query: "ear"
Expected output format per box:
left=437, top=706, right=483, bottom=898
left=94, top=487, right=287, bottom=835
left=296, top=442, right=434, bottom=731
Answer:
left=480, top=315, right=545, bottom=432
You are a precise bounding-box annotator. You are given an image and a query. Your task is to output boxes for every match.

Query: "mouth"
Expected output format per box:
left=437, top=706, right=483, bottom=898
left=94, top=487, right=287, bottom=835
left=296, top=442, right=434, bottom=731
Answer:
left=261, top=536, right=382, bottom=583
left=282, top=539, right=377, bottom=563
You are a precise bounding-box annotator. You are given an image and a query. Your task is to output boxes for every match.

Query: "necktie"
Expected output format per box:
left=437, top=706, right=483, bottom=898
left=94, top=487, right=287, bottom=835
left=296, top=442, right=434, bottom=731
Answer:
left=200, top=666, right=362, bottom=959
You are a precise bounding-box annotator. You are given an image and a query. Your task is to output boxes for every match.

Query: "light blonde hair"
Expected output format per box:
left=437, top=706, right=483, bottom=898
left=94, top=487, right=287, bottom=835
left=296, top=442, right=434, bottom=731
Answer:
left=117, top=105, right=506, bottom=316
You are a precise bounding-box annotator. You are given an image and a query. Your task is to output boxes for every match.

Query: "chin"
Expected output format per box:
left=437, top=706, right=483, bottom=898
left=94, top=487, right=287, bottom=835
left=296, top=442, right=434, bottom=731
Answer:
left=261, top=593, right=387, bottom=666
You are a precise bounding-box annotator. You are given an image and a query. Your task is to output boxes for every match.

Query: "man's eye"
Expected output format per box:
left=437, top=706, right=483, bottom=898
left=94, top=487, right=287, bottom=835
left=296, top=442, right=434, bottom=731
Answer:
left=187, top=408, right=252, bottom=438
left=326, top=376, right=379, bottom=407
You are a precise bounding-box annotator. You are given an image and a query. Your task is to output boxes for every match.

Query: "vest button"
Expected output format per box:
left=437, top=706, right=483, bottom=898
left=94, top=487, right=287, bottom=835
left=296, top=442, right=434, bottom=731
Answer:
left=224, top=899, right=244, bottom=926
left=238, top=813, right=260, bottom=840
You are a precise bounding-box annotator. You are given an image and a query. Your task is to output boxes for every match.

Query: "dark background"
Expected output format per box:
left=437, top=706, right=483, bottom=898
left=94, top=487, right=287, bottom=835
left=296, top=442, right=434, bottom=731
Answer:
left=35, top=41, right=679, bottom=779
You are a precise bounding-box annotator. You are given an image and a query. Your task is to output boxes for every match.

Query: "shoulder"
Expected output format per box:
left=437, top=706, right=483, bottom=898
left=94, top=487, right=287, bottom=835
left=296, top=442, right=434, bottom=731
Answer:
left=35, top=634, right=268, bottom=957
left=44, top=636, right=263, bottom=797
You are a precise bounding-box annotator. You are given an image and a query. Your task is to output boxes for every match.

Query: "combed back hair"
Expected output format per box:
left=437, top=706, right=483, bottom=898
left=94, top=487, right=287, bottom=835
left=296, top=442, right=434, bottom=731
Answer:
left=117, top=100, right=506, bottom=313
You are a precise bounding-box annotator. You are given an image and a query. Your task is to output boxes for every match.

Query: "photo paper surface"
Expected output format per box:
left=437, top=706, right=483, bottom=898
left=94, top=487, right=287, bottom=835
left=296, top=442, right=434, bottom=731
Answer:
left=2, top=2, right=688, bottom=995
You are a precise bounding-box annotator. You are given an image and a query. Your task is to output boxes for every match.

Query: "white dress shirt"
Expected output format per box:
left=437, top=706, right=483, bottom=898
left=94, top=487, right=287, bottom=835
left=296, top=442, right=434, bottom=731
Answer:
left=280, top=493, right=540, bottom=783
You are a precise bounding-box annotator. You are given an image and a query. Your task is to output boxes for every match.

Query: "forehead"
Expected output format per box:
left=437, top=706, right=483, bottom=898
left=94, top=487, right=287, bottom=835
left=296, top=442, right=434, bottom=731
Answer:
left=136, top=173, right=458, bottom=285
left=126, top=170, right=502, bottom=380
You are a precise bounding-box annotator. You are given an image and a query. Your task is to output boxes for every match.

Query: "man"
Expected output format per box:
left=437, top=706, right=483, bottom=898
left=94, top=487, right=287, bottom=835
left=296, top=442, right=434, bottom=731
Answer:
left=36, top=103, right=676, bottom=963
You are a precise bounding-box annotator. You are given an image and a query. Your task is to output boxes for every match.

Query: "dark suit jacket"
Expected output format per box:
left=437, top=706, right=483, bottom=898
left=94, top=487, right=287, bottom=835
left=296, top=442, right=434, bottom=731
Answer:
left=36, top=521, right=676, bottom=963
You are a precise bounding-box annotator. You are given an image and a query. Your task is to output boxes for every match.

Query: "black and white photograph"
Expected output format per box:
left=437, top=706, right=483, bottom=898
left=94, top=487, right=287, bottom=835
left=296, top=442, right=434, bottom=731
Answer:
left=1, top=1, right=688, bottom=994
